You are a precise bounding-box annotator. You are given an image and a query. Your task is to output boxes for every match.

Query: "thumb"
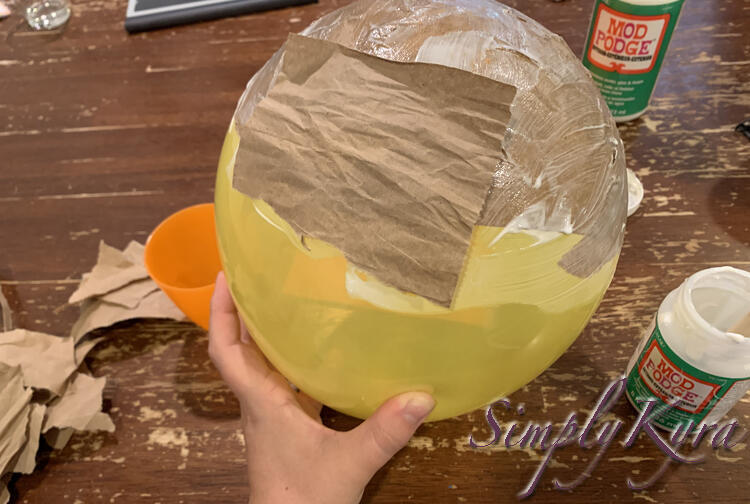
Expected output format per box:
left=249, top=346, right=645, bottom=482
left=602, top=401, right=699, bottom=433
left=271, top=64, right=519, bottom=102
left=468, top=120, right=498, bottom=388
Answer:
left=345, top=392, right=435, bottom=477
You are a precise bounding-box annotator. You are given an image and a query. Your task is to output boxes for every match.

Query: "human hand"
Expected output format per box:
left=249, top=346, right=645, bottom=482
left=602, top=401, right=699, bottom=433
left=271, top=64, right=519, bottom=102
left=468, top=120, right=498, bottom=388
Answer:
left=208, top=272, right=435, bottom=504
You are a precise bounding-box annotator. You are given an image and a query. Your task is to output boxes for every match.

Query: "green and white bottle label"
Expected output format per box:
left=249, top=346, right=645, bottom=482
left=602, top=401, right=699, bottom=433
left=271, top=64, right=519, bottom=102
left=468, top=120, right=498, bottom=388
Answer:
left=626, top=319, right=750, bottom=431
left=583, top=0, right=685, bottom=119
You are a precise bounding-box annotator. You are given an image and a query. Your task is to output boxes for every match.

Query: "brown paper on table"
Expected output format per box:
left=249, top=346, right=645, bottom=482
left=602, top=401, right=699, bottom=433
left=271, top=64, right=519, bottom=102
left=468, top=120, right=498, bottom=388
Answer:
left=0, top=364, right=33, bottom=477
left=73, top=288, right=185, bottom=364
left=68, top=241, right=149, bottom=304
left=121, top=240, right=145, bottom=265
left=11, top=403, right=45, bottom=474
left=0, top=329, right=77, bottom=396
left=69, top=240, right=185, bottom=363
left=74, top=285, right=184, bottom=340
left=43, top=427, right=75, bottom=450
left=0, top=329, right=114, bottom=477
left=42, top=372, right=114, bottom=434
left=233, top=34, right=516, bottom=307
left=101, top=278, right=160, bottom=309
left=0, top=239, right=186, bottom=494
left=1, top=478, right=9, bottom=504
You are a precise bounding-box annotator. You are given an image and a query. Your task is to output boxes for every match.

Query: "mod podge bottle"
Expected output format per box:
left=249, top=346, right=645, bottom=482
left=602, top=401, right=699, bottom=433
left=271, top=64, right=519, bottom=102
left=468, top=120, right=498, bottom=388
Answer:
left=626, top=267, right=750, bottom=431
left=583, top=0, right=686, bottom=122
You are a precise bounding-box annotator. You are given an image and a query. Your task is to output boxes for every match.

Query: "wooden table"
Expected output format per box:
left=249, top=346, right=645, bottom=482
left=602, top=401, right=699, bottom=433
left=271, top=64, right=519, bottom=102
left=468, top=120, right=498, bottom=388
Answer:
left=1, top=0, right=748, bottom=502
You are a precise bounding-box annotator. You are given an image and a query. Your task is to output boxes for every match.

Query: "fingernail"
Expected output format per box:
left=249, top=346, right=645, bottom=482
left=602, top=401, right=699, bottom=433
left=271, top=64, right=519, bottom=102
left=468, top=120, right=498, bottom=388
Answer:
left=398, top=392, right=435, bottom=424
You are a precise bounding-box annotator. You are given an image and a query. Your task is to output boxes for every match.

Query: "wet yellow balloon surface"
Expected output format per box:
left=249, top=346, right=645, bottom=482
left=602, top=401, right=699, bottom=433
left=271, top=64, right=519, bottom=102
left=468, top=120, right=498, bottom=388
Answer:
left=215, top=126, right=617, bottom=420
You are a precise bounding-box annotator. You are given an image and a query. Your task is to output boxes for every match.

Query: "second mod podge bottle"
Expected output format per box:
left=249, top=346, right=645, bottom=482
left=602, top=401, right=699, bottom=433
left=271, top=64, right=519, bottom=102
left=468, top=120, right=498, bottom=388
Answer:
left=583, top=0, right=686, bottom=122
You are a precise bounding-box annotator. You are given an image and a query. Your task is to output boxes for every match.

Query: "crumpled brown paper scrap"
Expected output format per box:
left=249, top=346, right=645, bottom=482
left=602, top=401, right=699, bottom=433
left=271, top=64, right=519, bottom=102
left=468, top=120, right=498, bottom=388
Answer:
left=0, top=333, right=111, bottom=499
left=0, top=364, right=33, bottom=477
left=0, top=329, right=77, bottom=396
left=11, top=403, right=45, bottom=475
left=42, top=372, right=114, bottom=434
left=69, top=240, right=185, bottom=364
left=0, top=364, right=33, bottom=504
left=234, top=33, right=516, bottom=307
left=68, top=241, right=149, bottom=304
left=1, top=477, right=9, bottom=504
left=0, top=240, right=186, bottom=499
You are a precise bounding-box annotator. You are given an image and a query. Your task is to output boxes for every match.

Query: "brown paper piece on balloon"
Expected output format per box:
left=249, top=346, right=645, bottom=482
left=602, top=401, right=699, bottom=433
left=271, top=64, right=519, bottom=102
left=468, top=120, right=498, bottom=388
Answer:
left=233, top=33, right=516, bottom=307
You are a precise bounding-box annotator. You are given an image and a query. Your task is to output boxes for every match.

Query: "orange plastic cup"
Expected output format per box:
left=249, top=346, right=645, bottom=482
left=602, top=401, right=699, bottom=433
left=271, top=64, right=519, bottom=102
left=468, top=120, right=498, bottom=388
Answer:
left=144, top=203, right=221, bottom=330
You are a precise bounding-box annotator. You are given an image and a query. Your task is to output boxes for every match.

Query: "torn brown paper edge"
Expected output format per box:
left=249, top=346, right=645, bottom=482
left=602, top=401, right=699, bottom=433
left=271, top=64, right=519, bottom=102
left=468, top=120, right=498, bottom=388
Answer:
left=11, top=403, right=45, bottom=475
left=74, top=336, right=107, bottom=366
left=72, top=289, right=185, bottom=364
left=0, top=475, right=9, bottom=504
left=68, top=241, right=149, bottom=304
left=100, top=277, right=160, bottom=309
left=0, top=289, right=12, bottom=333
left=44, top=428, right=75, bottom=451
left=0, top=364, right=33, bottom=477
left=42, top=372, right=114, bottom=434
left=233, top=33, right=516, bottom=307
left=122, top=240, right=146, bottom=265
left=71, top=288, right=184, bottom=345
left=66, top=239, right=184, bottom=366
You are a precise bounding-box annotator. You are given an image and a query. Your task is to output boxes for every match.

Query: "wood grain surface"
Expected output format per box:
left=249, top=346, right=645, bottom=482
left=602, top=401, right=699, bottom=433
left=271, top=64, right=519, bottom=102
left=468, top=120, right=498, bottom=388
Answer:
left=1, top=0, right=749, bottom=502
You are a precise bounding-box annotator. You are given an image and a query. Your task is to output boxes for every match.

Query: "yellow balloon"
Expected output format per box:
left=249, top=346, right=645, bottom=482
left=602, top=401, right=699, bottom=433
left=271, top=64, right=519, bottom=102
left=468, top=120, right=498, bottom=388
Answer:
left=215, top=0, right=627, bottom=421
left=215, top=126, right=618, bottom=420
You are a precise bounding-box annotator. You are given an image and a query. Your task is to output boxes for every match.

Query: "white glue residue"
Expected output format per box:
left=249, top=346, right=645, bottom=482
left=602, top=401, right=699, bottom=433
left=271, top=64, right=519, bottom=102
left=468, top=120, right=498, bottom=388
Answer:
left=416, top=31, right=498, bottom=70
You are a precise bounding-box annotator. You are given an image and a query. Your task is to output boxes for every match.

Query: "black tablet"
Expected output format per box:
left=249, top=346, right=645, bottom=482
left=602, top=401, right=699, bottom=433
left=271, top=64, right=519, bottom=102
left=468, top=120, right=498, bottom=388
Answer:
left=125, top=0, right=315, bottom=33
